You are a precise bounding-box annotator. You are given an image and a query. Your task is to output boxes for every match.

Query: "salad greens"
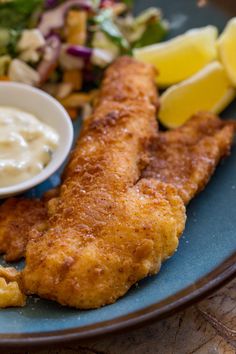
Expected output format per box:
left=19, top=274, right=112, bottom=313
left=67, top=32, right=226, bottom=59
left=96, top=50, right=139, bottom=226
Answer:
left=0, top=0, right=168, bottom=59
left=114, top=7, right=168, bottom=49
left=0, top=0, right=169, bottom=117
left=0, top=29, right=21, bottom=56
left=0, top=0, right=44, bottom=56
left=133, top=21, right=168, bottom=48
left=0, top=0, right=44, bottom=29
left=94, top=9, right=130, bottom=50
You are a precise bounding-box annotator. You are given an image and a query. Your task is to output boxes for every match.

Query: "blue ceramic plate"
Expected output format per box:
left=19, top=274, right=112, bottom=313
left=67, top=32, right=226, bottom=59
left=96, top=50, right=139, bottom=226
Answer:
left=1, top=0, right=236, bottom=347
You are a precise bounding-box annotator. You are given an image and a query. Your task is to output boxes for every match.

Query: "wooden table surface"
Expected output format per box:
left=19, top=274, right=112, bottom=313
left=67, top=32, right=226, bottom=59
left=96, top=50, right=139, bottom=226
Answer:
left=2, top=2, right=236, bottom=352
left=6, top=277, right=236, bottom=354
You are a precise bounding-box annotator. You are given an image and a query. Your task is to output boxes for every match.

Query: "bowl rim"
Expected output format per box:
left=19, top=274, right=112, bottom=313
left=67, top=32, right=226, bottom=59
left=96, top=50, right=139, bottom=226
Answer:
left=0, top=82, right=73, bottom=196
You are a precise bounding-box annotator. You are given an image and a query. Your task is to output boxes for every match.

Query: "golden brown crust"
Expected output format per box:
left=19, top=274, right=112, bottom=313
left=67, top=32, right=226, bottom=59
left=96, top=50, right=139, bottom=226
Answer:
left=22, top=57, right=186, bottom=308
left=143, top=112, right=235, bottom=204
left=0, top=266, right=26, bottom=308
left=0, top=198, right=47, bottom=261
left=1, top=59, right=234, bottom=310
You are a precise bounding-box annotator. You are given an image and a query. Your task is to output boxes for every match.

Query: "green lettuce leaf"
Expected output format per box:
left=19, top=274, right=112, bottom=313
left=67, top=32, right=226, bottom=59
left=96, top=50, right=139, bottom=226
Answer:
left=122, top=0, right=133, bottom=7
left=94, top=9, right=130, bottom=49
left=133, top=20, right=168, bottom=48
left=0, top=28, right=21, bottom=56
left=0, top=0, right=44, bottom=30
left=115, top=7, right=168, bottom=48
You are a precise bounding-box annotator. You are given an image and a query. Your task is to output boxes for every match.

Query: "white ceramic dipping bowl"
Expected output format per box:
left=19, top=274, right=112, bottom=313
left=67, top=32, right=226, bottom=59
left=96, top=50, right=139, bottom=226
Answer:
left=0, top=82, right=73, bottom=198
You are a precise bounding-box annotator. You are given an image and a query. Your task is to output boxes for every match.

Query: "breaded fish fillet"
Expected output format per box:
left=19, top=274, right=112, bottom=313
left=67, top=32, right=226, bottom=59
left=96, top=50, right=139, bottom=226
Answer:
left=21, top=56, right=186, bottom=308
left=0, top=58, right=234, bottom=309
left=143, top=112, right=235, bottom=204
left=0, top=113, right=234, bottom=265
left=0, top=198, right=46, bottom=261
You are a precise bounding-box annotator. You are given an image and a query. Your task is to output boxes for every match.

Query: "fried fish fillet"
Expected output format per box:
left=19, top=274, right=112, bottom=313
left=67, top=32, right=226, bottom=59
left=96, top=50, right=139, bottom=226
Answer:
left=143, top=112, right=235, bottom=204
left=21, top=56, right=186, bottom=308
left=0, top=58, right=234, bottom=309
left=0, top=113, right=234, bottom=265
left=0, top=198, right=46, bottom=261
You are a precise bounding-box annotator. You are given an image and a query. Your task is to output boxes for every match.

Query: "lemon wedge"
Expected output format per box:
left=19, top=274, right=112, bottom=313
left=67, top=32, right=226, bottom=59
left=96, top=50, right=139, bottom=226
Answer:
left=158, top=61, right=235, bottom=128
left=134, top=26, right=218, bottom=87
left=218, top=18, right=236, bottom=86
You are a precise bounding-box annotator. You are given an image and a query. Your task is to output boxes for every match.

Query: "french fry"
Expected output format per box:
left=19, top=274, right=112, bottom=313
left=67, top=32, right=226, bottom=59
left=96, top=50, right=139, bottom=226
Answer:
left=0, top=277, right=26, bottom=308
left=60, top=90, right=98, bottom=108
left=65, top=10, right=87, bottom=46
left=63, top=69, right=82, bottom=91
left=0, top=266, right=26, bottom=308
left=0, top=76, right=9, bottom=81
left=56, top=82, right=73, bottom=99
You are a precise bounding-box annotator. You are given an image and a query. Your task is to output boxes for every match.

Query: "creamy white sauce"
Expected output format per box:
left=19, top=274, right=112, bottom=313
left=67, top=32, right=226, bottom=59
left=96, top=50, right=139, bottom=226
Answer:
left=0, top=107, right=59, bottom=187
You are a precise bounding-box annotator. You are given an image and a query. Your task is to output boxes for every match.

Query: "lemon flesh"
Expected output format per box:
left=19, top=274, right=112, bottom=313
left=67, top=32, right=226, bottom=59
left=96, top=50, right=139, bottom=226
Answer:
left=159, top=61, right=235, bottom=129
left=134, top=26, right=218, bottom=87
left=218, top=18, right=236, bottom=86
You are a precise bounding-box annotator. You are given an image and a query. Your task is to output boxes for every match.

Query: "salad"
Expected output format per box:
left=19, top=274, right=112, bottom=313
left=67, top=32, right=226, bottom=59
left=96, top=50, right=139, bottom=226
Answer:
left=0, top=0, right=168, bottom=118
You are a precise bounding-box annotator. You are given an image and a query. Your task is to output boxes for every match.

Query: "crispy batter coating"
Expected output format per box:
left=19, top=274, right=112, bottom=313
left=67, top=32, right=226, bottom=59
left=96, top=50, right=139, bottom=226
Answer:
left=1, top=114, right=233, bottom=264
left=1, top=113, right=232, bottom=265
left=22, top=57, right=186, bottom=308
left=0, top=277, right=26, bottom=308
left=0, top=266, right=26, bottom=308
left=0, top=198, right=47, bottom=261
left=143, top=112, right=235, bottom=204
left=0, top=58, right=234, bottom=309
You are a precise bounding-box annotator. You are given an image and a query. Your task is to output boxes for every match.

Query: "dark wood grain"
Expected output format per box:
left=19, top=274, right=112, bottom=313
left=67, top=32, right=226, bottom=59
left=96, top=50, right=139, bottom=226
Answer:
left=7, top=279, right=235, bottom=354
left=210, top=0, right=236, bottom=15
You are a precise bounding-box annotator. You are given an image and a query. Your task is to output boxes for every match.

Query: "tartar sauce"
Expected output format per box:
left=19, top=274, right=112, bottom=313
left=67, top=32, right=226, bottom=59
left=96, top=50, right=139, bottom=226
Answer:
left=0, top=107, right=59, bottom=187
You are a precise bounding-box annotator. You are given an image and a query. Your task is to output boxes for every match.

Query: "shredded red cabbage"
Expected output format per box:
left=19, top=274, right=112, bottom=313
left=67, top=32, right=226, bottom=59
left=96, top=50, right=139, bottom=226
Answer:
left=66, top=45, right=93, bottom=60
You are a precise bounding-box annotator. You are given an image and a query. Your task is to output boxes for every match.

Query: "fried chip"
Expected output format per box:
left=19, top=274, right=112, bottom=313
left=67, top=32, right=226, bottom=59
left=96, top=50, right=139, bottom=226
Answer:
left=0, top=266, right=26, bottom=308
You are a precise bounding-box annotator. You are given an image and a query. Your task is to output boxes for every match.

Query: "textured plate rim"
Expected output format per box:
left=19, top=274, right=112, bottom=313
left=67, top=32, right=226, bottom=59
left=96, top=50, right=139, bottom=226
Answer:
left=0, top=252, right=235, bottom=348
left=1, top=1, right=236, bottom=348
